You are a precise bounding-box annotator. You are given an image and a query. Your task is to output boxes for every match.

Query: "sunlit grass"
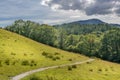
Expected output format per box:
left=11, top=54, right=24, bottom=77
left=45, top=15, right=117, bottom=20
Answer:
left=22, top=59, right=120, bottom=80
left=0, top=29, right=88, bottom=80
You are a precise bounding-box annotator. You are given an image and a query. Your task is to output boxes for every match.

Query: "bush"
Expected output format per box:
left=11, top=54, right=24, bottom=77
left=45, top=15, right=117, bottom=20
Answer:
left=52, top=56, right=61, bottom=61
left=14, top=40, right=17, bottom=42
left=2, top=44, right=5, bottom=46
left=89, top=69, right=93, bottom=72
left=68, top=66, right=72, bottom=71
left=30, top=60, right=37, bottom=66
left=72, top=65, right=77, bottom=68
left=46, top=75, right=57, bottom=80
left=30, top=64, right=34, bottom=67
left=68, top=59, right=72, bottom=61
left=52, top=57, right=57, bottom=61
left=11, top=52, right=16, bottom=56
left=54, top=52, right=60, bottom=55
left=21, top=60, right=29, bottom=66
left=12, top=61, right=16, bottom=65
left=47, top=55, right=53, bottom=59
left=34, top=63, right=37, bottom=66
left=31, top=60, right=35, bottom=63
left=42, top=52, right=61, bottom=61
left=105, top=68, right=108, bottom=71
left=30, top=76, right=41, bottom=80
left=55, top=56, right=60, bottom=60
left=24, top=53, right=27, bottom=56
left=98, top=69, right=102, bottom=72
left=86, top=62, right=91, bottom=64
left=5, top=59, right=10, bottom=65
left=0, top=60, right=2, bottom=67
left=42, top=52, right=48, bottom=56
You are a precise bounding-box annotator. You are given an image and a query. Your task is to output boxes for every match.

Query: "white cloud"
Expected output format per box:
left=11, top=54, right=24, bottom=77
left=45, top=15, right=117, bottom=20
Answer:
left=41, top=0, right=52, bottom=6
left=51, top=4, right=62, bottom=10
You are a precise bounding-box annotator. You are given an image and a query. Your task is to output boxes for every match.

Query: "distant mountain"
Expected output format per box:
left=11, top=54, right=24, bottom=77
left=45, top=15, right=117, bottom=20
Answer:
left=66, top=18, right=120, bottom=27
left=110, top=24, right=120, bottom=27
left=71, top=19, right=105, bottom=24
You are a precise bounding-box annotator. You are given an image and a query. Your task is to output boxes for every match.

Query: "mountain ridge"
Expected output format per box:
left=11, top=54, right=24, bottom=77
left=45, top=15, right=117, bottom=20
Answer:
left=71, top=18, right=105, bottom=24
left=63, top=18, right=120, bottom=27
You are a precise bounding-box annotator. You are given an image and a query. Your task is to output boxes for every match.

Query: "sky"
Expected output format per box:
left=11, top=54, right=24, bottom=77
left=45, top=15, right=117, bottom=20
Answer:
left=0, top=0, right=120, bottom=27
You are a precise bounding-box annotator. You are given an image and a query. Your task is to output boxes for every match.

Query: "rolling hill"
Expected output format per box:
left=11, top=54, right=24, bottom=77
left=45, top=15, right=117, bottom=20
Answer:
left=0, top=29, right=88, bottom=80
left=0, top=29, right=120, bottom=80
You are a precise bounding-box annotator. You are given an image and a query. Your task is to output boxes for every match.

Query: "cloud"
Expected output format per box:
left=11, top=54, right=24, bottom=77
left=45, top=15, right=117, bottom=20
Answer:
left=0, top=0, right=120, bottom=27
left=41, top=0, right=120, bottom=16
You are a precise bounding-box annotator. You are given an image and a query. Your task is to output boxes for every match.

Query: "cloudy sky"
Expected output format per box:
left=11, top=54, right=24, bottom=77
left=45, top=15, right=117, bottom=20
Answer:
left=0, top=0, right=120, bottom=27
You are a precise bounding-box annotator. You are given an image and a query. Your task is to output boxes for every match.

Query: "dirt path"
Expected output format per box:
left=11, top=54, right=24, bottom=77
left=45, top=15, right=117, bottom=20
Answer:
left=11, top=59, right=95, bottom=80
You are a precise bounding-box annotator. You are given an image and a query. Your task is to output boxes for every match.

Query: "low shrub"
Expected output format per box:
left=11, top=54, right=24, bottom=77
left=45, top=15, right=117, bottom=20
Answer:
left=68, top=66, right=72, bottom=71
left=105, top=68, right=108, bottom=71
left=5, top=59, right=10, bottom=65
left=54, top=52, right=60, bottom=55
left=52, top=57, right=57, bottom=61
left=30, top=60, right=37, bottom=66
left=24, top=53, right=27, bottom=56
left=68, top=59, right=72, bottom=61
left=21, top=60, right=29, bottom=66
left=42, top=52, right=48, bottom=56
left=11, top=52, right=16, bottom=56
left=89, top=69, right=93, bottom=72
left=0, top=60, right=2, bottom=67
left=86, top=62, right=91, bottom=64
left=47, top=55, right=53, bottom=59
left=55, top=56, right=60, bottom=60
left=46, top=75, right=58, bottom=80
left=72, top=65, right=77, bottom=68
left=98, top=68, right=102, bottom=72
left=30, top=76, right=41, bottom=80
left=12, top=61, right=16, bottom=65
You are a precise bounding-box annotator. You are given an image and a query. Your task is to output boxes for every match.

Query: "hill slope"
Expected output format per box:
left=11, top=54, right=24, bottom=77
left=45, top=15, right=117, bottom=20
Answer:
left=0, top=29, right=88, bottom=80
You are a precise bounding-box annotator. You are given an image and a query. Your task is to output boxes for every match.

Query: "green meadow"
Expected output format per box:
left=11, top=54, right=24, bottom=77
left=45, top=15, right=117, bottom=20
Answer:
left=0, top=25, right=120, bottom=80
left=22, top=59, right=120, bottom=80
left=0, top=29, right=88, bottom=80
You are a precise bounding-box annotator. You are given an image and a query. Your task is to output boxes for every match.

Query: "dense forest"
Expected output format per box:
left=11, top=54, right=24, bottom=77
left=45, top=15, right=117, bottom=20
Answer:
left=5, top=19, right=120, bottom=63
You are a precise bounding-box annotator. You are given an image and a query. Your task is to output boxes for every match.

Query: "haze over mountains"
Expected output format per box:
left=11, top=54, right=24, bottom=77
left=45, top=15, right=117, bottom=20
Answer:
left=1, top=18, right=120, bottom=28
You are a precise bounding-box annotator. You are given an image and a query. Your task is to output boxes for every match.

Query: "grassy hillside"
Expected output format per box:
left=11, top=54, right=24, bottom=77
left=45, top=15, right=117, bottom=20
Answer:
left=0, top=29, right=88, bottom=80
left=22, top=59, right=120, bottom=80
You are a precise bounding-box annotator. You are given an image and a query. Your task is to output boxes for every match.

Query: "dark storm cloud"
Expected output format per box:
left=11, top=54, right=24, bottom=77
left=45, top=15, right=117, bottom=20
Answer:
left=41, top=0, right=120, bottom=15
left=85, top=0, right=114, bottom=15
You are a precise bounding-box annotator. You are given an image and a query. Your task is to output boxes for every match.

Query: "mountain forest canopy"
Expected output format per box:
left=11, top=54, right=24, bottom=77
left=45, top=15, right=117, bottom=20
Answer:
left=5, top=19, right=120, bottom=63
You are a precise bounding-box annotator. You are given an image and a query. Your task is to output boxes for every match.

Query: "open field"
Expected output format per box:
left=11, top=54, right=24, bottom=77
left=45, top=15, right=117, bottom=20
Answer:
left=22, top=59, right=120, bottom=80
left=0, top=29, right=88, bottom=80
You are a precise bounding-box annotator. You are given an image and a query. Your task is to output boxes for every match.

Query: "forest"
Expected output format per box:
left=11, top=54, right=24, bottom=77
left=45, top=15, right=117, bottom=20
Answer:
left=5, top=19, right=120, bottom=63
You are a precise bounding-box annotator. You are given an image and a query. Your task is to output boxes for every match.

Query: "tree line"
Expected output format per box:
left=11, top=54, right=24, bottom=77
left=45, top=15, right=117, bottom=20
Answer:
left=5, top=19, right=120, bottom=63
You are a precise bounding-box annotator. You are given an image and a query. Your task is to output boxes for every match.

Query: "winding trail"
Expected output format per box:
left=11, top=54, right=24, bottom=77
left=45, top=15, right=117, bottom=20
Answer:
left=11, top=59, right=95, bottom=80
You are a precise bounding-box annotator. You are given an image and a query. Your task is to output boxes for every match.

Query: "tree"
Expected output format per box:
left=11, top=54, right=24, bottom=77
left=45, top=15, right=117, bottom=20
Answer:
left=57, top=28, right=67, bottom=49
left=99, top=29, right=120, bottom=62
left=76, top=34, right=101, bottom=56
